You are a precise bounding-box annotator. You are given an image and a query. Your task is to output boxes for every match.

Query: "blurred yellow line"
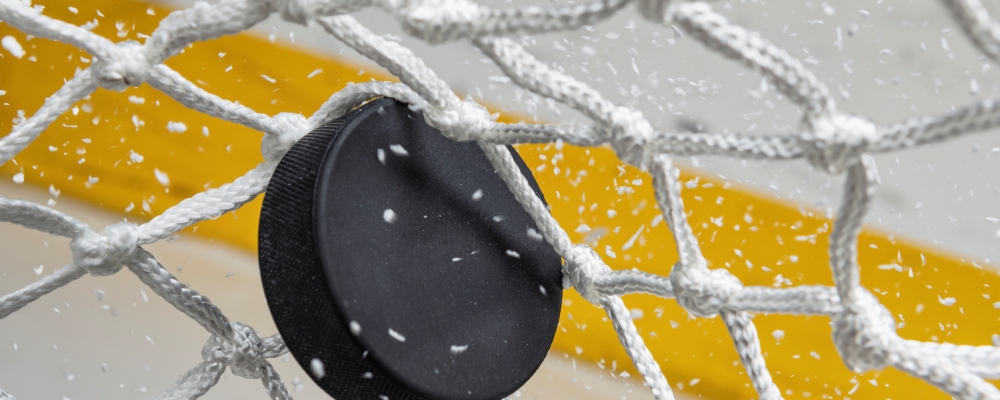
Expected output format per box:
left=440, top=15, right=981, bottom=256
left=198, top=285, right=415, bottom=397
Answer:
left=1, top=1, right=997, bottom=398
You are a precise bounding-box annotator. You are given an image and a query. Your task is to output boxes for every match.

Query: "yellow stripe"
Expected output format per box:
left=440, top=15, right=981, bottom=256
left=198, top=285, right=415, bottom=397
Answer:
left=2, top=1, right=997, bottom=398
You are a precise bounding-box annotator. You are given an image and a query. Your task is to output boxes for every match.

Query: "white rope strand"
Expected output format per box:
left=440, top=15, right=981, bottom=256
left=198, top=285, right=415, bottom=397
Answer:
left=603, top=296, right=675, bottom=400
left=149, top=66, right=280, bottom=134
left=0, top=69, right=97, bottom=165
left=137, top=162, right=276, bottom=244
left=893, top=353, right=1000, bottom=399
left=0, top=263, right=86, bottom=319
left=317, top=15, right=458, bottom=108
left=387, top=0, right=632, bottom=44
left=721, top=310, right=782, bottom=400
left=159, top=361, right=227, bottom=400
left=0, top=0, right=114, bottom=55
left=143, top=0, right=274, bottom=64
left=307, top=81, right=424, bottom=128
left=873, top=97, right=1000, bottom=153
left=900, top=340, right=1000, bottom=379
left=940, top=0, right=1000, bottom=64
left=671, top=2, right=835, bottom=118
left=0, top=197, right=88, bottom=237
left=126, top=249, right=233, bottom=338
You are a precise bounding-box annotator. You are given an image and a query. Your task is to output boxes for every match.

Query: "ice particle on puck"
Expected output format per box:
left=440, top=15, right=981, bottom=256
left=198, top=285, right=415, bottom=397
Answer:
left=388, top=328, right=406, bottom=342
left=383, top=209, right=397, bottom=223
left=310, top=358, right=325, bottom=379
left=389, top=144, right=409, bottom=156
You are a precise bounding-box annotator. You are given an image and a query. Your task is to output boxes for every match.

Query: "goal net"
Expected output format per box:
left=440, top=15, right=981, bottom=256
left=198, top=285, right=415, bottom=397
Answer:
left=1, top=0, right=1000, bottom=399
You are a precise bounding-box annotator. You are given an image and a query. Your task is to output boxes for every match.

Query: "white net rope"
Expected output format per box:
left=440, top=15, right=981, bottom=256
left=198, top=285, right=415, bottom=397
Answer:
left=1, top=0, right=1000, bottom=399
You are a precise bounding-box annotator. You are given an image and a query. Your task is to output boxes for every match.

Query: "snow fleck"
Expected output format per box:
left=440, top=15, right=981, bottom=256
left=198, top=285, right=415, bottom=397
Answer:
left=383, top=209, right=397, bottom=223
left=877, top=263, right=903, bottom=272
left=133, top=115, right=146, bottom=131
left=2, top=36, right=25, bottom=58
left=506, top=250, right=521, bottom=259
left=153, top=169, right=170, bottom=186
left=450, top=344, right=468, bottom=354
left=389, top=144, right=409, bottom=156
left=310, top=358, right=325, bottom=379
left=12, top=172, right=24, bottom=184
left=605, top=246, right=616, bottom=258
left=350, top=321, right=361, bottom=336
left=166, top=121, right=187, bottom=133
left=526, top=228, right=544, bottom=242
left=388, top=328, right=406, bottom=342
left=471, top=189, right=483, bottom=201
left=938, top=296, right=956, bottom=306
left=621, top=225, right=645, bottom=251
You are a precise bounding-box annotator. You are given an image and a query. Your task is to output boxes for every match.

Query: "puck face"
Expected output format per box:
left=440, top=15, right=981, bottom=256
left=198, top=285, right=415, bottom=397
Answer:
left=259, top=97, right=563, bottom=400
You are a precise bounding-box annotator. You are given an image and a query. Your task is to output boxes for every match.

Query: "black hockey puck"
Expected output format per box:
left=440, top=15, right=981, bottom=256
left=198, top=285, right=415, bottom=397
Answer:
left=258, top=97, right=563, bottom=400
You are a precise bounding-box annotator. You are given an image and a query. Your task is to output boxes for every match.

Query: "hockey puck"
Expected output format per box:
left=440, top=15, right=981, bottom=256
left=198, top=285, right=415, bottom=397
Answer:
left=258, top=97, right=563, bottom=400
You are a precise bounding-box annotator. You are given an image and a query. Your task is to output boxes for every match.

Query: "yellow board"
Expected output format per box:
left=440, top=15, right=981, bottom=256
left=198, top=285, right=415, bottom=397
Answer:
left=1, top=1, right=998, bottom=398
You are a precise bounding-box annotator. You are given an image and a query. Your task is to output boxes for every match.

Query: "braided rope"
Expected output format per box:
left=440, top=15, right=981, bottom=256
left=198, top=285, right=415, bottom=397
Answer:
left=1, top=0, right=999, bottom=398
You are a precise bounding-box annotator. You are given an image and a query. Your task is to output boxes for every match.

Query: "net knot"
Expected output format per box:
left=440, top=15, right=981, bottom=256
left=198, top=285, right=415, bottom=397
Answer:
left=670, top=264, right=742, bottom=317
left=608, top=106, right=657, bottom=170
left=261, top=113, right=310, bottom=162
left=69, top=222, right=140, bottom=276
left=422, top=97, right=493, bottom=142
left=564, top=244, right=612, bottom=304
left=831, top=288, right=899, bottom=372
left=202, top=322, right=285, bottom=379
left=396, top=0, right=485, bottom=44
left=800, top=113, right=878, bottom=174
left=92, top=41, right=152, bottom=92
